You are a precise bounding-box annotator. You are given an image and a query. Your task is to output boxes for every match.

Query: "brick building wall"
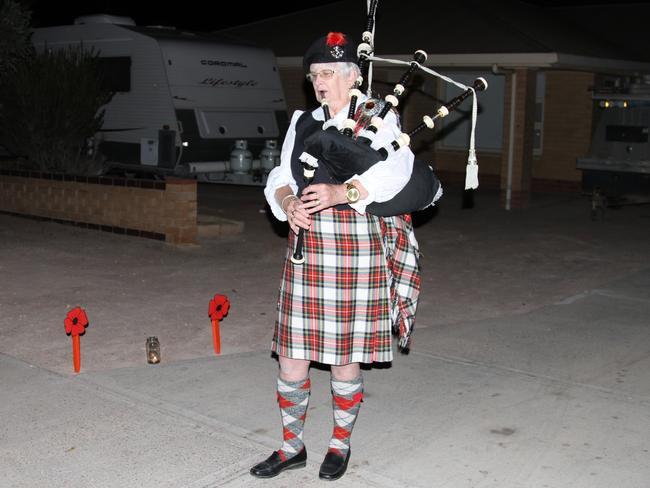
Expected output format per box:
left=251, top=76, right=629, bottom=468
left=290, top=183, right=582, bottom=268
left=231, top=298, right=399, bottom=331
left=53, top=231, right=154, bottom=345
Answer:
left=0, top=171, right=197, bottom=245
left=533, top=70, right=594, bottom=190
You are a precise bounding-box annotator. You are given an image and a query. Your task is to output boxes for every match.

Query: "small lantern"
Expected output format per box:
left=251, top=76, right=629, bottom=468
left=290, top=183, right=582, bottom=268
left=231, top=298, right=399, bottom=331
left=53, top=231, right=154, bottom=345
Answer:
left=146, top=336, right=161, bottom=364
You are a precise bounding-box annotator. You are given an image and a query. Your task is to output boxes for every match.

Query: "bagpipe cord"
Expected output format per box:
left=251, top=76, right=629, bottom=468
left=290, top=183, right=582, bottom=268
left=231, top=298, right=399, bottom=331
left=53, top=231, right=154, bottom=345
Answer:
left=364, top=0, right=378, bottom=97
left=362, top=52, right=480, bottom=190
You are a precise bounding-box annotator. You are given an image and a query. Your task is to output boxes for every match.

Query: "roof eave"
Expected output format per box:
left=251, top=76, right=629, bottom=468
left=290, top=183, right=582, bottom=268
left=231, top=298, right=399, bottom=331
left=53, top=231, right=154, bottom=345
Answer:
left=278, top=52, right=650, bottom=74
left=554, top=53, right=650, bottom=74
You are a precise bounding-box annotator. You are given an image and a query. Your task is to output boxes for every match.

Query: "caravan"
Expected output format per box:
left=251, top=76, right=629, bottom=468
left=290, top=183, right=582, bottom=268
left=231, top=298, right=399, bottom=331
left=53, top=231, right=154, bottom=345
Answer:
left=577, top=75, right=650, bottom=213
left=32, top=14, right=289, bottom=184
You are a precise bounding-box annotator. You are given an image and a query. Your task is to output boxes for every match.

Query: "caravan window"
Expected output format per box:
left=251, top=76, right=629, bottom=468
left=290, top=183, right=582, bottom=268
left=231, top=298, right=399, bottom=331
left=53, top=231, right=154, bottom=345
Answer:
left=97, top=57, right=131, bottom=93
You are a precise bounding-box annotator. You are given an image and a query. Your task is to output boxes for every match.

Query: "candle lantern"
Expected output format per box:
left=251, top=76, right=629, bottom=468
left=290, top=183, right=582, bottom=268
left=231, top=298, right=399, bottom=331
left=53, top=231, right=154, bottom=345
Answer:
left=146, top=336, right=161, bottom=364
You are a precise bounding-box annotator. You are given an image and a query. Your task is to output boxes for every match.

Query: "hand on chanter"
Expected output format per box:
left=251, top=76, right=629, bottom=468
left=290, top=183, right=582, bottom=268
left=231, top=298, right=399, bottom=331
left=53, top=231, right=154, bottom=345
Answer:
left=301, top=183, right=346, bottom=213
left=285, top=196, right=311, bottom=235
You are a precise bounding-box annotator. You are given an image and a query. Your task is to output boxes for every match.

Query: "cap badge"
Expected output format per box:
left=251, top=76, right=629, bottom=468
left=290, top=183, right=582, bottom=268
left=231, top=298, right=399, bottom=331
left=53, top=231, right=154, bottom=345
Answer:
left=330, top=46, right=344, bottom=59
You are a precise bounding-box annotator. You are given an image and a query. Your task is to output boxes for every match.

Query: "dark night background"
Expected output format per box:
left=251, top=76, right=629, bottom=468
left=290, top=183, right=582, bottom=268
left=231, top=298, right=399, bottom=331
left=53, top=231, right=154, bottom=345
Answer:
left=26, top=0, right=343, bottom=31
left=24, top=0, right=650, bottom=32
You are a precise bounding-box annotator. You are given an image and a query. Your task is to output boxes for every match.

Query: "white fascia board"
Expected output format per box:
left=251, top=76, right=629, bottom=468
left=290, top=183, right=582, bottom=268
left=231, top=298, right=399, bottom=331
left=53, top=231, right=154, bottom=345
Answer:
left=392, top=52, right=561, bottom=68
left=277, top=53, right=560, bottom=69
left=554, top=53, right=650, bottom=74
left=278, top=52, right=650, bottom=73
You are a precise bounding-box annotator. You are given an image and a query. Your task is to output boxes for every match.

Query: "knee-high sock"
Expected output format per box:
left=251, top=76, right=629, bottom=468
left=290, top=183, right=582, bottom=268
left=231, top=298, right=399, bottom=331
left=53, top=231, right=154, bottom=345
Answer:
left=328, top=375, right=363, bottom=456
left=277, top=376, right=310, bottom=460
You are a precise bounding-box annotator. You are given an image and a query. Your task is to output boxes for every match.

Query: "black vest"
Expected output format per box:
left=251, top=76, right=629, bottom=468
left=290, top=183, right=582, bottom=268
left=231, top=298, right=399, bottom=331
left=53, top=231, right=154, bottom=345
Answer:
left=291, top=110, right=349, bottom=211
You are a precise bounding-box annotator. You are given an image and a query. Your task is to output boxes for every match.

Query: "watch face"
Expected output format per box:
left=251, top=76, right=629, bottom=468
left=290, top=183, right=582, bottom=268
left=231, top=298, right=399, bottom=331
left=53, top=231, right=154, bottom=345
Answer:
left=346, top=186, right=360, bottom=203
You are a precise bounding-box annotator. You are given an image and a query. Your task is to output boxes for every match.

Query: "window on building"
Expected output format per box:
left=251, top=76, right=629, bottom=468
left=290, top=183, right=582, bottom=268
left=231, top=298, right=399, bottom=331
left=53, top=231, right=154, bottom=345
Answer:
left=436, top=72, right=504, bottom=152
left=436, top=71, right=546, bottom=155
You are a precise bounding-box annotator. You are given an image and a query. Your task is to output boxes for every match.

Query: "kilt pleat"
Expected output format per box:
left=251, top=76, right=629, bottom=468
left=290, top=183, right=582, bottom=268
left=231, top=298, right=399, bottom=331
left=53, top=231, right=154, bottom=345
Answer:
left=380, top=215, right=421, bottom=350
left=273, top=208, right=393, bottom=365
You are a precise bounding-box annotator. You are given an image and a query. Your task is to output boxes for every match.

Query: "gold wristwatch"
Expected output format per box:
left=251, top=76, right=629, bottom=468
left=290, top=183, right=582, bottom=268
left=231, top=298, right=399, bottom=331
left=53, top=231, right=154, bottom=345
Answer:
left=345, top=182, right=361, bottom=204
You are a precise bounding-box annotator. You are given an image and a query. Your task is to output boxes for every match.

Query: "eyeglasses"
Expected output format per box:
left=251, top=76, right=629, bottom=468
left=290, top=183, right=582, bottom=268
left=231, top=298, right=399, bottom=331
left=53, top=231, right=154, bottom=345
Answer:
left=306, top=69, right=337, bottom=83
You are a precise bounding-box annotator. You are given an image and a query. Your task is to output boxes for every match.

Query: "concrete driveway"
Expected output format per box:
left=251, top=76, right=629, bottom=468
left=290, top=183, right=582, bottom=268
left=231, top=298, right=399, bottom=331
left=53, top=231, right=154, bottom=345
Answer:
left=1, top=184, right=649, bottom=487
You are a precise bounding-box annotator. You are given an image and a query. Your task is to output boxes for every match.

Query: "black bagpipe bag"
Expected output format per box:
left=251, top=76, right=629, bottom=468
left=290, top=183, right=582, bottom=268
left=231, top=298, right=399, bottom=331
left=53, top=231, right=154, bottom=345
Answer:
left=303, top=127, right=440, bottom=217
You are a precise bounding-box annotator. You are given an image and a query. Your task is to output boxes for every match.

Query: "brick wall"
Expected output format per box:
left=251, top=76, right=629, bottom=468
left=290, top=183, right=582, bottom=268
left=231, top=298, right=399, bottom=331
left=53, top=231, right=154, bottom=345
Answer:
left=534, top=71, right=594, bottom=182
left=0, top=171, right=197, bottom=245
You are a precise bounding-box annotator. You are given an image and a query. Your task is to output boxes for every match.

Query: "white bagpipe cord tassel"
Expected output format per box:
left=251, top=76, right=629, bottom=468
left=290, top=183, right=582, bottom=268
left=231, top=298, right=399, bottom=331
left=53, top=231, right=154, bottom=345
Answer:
left=465, top=150, right=479, bottom=190
left=465, top=89, right=479, bottom=190
left=363, top=54, right=487, bottom=189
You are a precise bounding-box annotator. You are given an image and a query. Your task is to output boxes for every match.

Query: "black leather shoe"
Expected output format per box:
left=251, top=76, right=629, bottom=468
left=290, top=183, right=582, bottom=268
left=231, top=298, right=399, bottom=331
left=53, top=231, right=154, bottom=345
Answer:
left=249, top=448, right=307, bottom=478
left=318, top=450, right=350, bottom=481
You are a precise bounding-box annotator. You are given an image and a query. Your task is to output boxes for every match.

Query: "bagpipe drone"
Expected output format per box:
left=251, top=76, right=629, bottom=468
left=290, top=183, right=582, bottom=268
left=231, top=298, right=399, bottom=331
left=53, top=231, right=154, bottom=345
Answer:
left=291, top=0, right=488, bottom=265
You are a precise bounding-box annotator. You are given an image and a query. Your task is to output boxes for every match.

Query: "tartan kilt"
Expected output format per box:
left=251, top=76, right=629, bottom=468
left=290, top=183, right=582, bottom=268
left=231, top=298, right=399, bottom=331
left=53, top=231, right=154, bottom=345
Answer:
left=273, top=208, right=393, bottom=365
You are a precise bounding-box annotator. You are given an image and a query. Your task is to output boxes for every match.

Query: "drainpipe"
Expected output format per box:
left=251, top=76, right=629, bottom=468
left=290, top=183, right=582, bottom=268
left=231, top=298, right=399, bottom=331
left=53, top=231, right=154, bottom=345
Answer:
left=493, top=64, right=517, bottom=211
left=506, top=71, right=517, bottom=211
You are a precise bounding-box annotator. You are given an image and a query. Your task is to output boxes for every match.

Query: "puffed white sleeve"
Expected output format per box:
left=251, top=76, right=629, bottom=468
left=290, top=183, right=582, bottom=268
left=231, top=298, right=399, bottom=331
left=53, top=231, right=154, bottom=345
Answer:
left=264, top=110, right=303, bottom=221
left=347, top=110, right=414, bottom=214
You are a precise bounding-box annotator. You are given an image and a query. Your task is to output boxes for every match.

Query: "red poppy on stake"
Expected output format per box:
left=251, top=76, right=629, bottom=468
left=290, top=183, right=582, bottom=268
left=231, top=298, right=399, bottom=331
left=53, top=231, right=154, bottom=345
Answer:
left=208, top=294, right=230, bottom=321
left=64, top=306, right=89, bottom=373
left=208, top=294, right=230, bottom=354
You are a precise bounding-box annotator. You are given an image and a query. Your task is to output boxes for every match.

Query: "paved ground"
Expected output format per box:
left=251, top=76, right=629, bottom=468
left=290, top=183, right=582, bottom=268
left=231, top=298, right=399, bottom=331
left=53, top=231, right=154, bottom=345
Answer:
left=1, top=183, right=649, bottom=487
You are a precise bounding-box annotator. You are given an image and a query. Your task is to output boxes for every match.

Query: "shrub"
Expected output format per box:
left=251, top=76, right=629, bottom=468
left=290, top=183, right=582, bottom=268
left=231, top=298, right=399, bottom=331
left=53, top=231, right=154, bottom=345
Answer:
left=0, top=0, right=33, bottom=79
left=0, top=44, right=114, bottom=174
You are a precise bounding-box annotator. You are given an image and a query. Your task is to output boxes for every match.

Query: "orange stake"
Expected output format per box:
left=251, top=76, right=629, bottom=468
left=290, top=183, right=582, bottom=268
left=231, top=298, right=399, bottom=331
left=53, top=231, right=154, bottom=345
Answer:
left=64, top=306, right=89, bottom=373
left=212, top=319, right=221, bottom=355
left=72, top=335, right=81, bottom=373
left=208, top=294, right=229, bottom=355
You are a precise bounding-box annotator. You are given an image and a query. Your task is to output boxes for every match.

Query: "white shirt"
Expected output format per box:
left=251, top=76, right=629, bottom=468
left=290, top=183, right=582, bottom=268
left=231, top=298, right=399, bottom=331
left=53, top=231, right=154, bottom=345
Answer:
left=264, top=95, right=415, bottom=221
